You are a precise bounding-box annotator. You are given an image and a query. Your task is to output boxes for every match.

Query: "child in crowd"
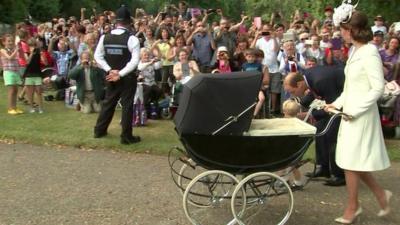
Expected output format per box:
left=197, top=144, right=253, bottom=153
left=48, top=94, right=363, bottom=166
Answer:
left=24, top=38, right=46, bottom=113
left=0, top=34, right=23, bottom=115
left=16, top=29, right=30, bottom=103
left=282, top=98, right=306, bottom=189
left=242, top=49, right=266, bottom=118
left=49, top=36, right=75, bottom=78
left=68, top=51, right=105, bottom=114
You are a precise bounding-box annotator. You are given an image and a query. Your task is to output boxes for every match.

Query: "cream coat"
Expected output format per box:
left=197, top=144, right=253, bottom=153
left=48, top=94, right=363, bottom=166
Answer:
left=332, top=44, right=390, bottom=171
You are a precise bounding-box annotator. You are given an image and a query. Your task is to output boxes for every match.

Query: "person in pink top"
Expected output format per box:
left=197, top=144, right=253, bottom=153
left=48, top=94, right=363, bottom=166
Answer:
left=1, top=34, right=23, bottom=115
left=16, top=29, right=31, bottom=103
left=211, top=46, right=238, bottom=73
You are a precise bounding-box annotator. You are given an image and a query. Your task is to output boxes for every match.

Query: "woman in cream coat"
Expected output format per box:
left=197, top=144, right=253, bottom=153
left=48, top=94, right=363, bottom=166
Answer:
left=325, top=10, right=391, bottom=224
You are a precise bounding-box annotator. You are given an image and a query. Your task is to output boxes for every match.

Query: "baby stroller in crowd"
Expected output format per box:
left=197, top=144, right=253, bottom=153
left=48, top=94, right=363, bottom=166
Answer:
left=42, top=67, right=78, bottom=108
left=160, top=81, right=185, bottom=119
left=379, top=80, right=400, bottom=138
left=132, top=81, right=147, bottom=126
left=168, top=72, right=349, bottom=225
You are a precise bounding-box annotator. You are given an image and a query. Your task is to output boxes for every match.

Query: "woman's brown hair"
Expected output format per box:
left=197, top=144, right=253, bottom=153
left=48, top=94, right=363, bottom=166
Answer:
left=340, top=11, right=372, bottom=44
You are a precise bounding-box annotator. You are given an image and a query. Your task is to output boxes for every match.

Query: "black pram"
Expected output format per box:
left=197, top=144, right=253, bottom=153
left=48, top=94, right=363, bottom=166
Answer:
left=169, top=72, right=318, bottom=225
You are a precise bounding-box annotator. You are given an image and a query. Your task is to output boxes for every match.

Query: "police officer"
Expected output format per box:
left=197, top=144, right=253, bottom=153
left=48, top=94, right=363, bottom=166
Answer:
left=93, top=6, right=141, bottom=144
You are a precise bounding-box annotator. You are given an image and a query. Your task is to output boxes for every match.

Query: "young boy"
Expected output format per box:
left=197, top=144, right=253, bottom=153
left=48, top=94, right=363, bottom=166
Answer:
left=282, top=98, right=306, bottom=189
left=242, top=49, right=263, bottom=72
left=242, top=49, right=266, bottom=118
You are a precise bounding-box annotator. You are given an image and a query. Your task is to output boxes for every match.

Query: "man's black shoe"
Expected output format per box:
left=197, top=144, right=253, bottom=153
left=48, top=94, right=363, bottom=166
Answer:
left=324, top=177, right=346, bottom=186
left=120, top=136, right=141, bottom=145
left=94, top=132, right=108, bottom=138
left=305, top=169, right=330, bottom=178
left=290, top=183, right=304, bottom=191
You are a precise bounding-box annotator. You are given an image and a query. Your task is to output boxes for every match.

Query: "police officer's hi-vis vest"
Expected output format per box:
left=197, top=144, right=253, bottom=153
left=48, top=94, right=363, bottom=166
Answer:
left=103, top=30, right=132, bottom=72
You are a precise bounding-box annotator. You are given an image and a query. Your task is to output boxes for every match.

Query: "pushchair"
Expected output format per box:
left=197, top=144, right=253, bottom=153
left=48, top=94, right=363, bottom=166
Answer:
left=168, top=72, right=347, bottom=225
left=132, top=82, right=147, bottom=126
left=379, top=80, right=400, bottom=138
left=160, top=82, right=182, bottom=119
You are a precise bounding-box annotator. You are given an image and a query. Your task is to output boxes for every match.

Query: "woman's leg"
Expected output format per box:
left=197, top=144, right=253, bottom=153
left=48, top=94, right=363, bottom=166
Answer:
left=341, top=170, right=360, bottom=219
left=359, top=172, right=387, bottom=209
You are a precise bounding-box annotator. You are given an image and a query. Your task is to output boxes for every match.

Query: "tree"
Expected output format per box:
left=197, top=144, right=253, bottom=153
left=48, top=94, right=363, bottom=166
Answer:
left=29, top=0, right=60, bottom=22
left=0, top=0, right=29, bottom=24
left=244, top=0, right=400, bottom=24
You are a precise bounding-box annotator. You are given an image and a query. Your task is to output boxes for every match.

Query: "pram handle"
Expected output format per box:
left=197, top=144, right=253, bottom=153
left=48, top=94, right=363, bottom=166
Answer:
left=315, top=108, right=354, bottom=137
left=326, top=108, right=353, bottom=121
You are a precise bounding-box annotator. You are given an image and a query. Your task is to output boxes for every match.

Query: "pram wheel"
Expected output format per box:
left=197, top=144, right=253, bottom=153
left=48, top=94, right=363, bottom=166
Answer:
left=231, top=172, right=294, bottom=225
left=177, top=159, right=207, bottom=197
left=160, top=107, right=173, bottom=119
left=183, top=170, right=243, bottom=225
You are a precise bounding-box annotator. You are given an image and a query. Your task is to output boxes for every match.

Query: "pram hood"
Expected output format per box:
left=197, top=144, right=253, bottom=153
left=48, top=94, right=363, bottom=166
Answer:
left=174, top=71, right=262, bottom=135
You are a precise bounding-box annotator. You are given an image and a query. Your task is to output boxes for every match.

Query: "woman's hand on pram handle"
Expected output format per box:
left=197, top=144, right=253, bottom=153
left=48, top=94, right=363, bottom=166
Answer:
left=324, top=104, right=353, bottom=121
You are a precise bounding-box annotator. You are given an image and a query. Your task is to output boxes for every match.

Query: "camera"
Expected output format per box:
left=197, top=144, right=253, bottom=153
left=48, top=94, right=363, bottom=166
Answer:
left=287, top=56, right=294, bottom=61
left=218, top=52, right=227, bottom=56
left=305, top=39, right=314, bottom=45
left=207, top=9, right=217, bottom=14
left=261, top=31, right=270, bottom=36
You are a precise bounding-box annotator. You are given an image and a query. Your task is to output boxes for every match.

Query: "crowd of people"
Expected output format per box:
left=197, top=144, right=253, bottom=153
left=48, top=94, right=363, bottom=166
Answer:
left=0, top=1, right=396, bottom=223
left=0, top=2, right=399, bottom=123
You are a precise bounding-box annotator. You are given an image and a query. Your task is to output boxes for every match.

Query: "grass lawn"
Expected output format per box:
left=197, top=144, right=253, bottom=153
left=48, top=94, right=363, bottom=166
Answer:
left=0, top=78, right=399, bottom=160
left=0, top=79, right=181, bottom=155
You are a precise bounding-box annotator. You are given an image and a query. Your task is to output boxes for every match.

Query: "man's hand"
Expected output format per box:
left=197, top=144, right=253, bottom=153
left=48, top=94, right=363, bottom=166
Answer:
left=43, top=77, right=51, bottom=84
left=323, top=104, right=336, bottom=113
left=106, top=70, right=120, bottom=82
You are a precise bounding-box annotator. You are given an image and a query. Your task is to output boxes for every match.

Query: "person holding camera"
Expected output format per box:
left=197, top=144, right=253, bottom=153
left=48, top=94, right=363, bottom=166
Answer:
left=48, top=35, right=75, bottom=78
left=211, top=46, right=238, bottom=73
left=278, top=39, right=306, bottom=101
left=305, top=34, right=325, bottom=66
left=187, top=21, right=215, bottom=73
left=137, top=48, right=163, bottom=111
left=214, top=18, right=237, bottom=58
left=251, top=24, right=281, bottom=115
left=152, top=28, right=175, bottom=94
left=173, top=48, right=199, bottom=83
left=93, top=6, right=141, bottom=145
left=177, top=1, right=191, bottom=21
left=68, top=51, right=105, bottom=114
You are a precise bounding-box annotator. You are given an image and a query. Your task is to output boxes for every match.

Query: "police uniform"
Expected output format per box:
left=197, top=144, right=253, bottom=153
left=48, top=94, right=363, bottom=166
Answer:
left=93, top=6, right=141, bottom=144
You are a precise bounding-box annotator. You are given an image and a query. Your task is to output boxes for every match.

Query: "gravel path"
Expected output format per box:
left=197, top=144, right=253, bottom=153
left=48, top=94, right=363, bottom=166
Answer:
left=0, top=143, right=398, bottom=225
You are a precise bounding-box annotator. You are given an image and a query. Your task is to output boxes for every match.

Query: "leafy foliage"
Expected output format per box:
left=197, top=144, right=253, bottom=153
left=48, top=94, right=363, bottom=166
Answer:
left=0, top=0, right=398, bottom=25
left=244, top=0, right=400, bottom=24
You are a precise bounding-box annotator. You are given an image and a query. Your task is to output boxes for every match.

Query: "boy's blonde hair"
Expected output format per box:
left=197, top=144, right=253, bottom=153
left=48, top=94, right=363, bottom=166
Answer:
left=282, top=99, right=300, bottom=118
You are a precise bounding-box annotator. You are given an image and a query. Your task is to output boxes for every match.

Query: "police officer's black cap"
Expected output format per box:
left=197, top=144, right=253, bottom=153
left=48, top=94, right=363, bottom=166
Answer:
left=116, top=5, right=131, bottom=23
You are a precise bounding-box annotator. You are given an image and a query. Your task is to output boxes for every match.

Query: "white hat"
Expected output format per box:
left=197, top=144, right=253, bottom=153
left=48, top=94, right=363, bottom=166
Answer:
left=217, top=46, right=228, bottom=53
